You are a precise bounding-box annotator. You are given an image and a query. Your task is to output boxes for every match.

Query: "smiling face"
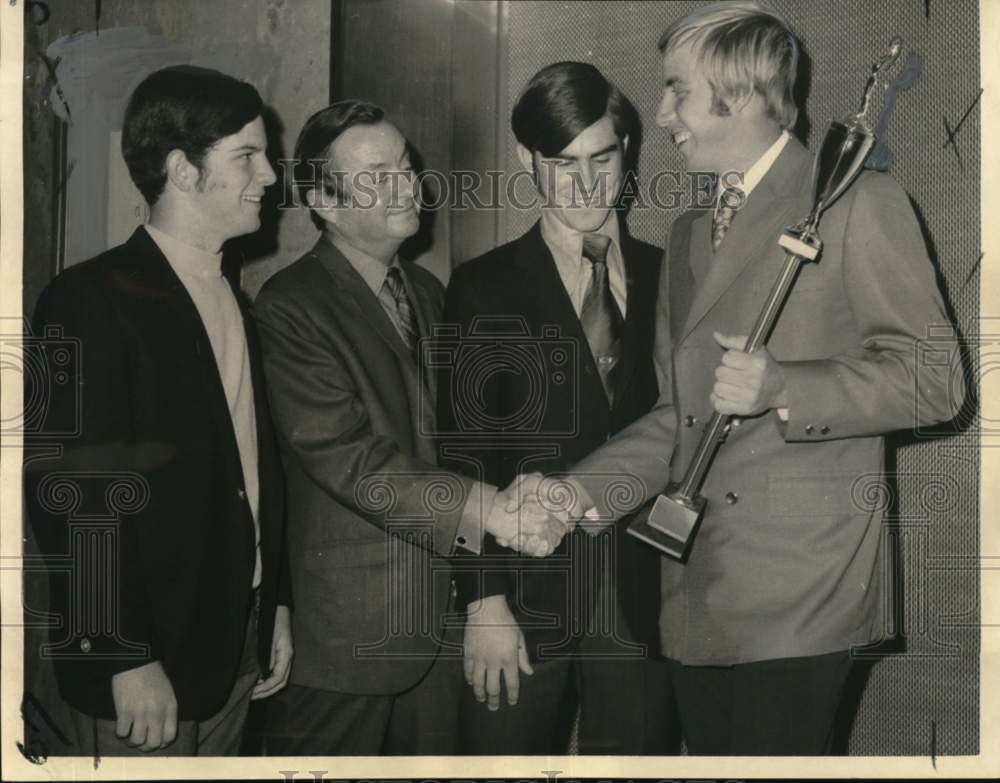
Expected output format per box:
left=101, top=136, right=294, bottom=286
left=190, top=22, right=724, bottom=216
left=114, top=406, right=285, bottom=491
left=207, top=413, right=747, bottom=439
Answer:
left=315, top=121, right=419, bottom=261
left=190, top=116, right=276, bottom=248
left=656, top=42, right=742, bottom=176
left=522, top=115, right=625, bottom=234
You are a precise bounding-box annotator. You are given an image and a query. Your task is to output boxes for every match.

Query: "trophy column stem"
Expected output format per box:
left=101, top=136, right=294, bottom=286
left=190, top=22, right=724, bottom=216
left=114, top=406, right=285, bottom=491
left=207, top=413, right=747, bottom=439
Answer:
left=675, top=242, right=815, bottom=501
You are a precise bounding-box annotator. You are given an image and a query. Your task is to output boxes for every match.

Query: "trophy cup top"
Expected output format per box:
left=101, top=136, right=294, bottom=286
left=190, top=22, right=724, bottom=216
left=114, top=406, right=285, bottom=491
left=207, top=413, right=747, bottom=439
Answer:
left=808, top=38, right=903, bottom=223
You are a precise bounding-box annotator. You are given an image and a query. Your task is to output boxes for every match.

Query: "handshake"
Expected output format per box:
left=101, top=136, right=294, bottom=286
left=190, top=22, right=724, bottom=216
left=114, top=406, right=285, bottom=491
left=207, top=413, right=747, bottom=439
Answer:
left=483, top=473, right=601, bottom=557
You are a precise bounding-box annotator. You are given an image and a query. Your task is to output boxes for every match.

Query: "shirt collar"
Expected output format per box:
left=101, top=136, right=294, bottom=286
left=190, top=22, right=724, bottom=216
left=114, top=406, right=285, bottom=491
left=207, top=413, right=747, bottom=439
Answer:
left=327, top=233, right=401, bottom=296
left=539, top=208, right=623, bottom=266
left=718, top=129, right=790, bottom=205
left=146, top=223, right=223, bottom=279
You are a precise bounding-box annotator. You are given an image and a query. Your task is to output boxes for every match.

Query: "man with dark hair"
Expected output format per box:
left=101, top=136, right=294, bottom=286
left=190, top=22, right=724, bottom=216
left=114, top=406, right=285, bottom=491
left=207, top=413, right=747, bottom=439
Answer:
left=25, top=65, right=293, bottom=756
left=518, top=1, right=963, bottom=755
left=255, top=101, right=569, bottom=755
left=437, top=61, right=678, bottom=754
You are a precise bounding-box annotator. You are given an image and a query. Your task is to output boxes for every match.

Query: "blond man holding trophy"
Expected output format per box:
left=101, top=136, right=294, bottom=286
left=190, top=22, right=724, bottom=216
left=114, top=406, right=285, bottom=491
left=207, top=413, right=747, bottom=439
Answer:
left=515, top=1, right=963, bottom=755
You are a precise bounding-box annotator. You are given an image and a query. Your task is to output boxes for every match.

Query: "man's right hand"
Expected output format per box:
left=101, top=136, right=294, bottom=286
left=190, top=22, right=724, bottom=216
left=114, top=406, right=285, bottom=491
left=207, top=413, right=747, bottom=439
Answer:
left=463, top=595, right=533, bottom=711
left=111, top=660, right=178, bottom=751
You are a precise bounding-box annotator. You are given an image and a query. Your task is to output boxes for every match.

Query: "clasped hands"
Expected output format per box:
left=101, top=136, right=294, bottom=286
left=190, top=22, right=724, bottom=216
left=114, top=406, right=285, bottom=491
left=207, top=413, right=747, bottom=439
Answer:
left=484, top=473, right=592, bottom=557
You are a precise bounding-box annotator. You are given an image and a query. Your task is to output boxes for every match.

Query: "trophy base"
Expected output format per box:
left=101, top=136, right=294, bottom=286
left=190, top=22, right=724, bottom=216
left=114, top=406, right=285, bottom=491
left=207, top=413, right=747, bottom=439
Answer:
left=628, top=485, right=706, bottom=561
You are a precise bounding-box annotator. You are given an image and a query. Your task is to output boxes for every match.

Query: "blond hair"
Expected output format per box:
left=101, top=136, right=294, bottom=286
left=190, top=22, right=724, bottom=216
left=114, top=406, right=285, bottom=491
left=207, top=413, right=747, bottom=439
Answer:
left=658, top=1, right=799, bottom=130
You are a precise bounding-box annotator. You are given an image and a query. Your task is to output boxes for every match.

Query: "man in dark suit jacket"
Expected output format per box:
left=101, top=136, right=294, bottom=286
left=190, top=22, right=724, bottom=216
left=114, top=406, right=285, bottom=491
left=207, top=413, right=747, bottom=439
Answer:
left=25, top=66, right=293, bottom=756
left=437, top=62, right=678, bottom=755
left=255, top=101, right=568, bottom=756
left=521, top=2, right=964, bottom=755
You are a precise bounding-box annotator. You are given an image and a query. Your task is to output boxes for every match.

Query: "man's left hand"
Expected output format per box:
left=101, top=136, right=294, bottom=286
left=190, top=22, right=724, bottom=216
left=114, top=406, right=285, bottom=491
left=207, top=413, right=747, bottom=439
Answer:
left=711, top=332, right=787, bottom=416
left=251, top=604, right=294, bottom=700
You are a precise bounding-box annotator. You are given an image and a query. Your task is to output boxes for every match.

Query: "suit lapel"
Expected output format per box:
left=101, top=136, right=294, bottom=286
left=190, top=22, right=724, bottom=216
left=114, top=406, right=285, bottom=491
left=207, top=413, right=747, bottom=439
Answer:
left=312, top=238, right=415, bottom=367
left=679, top=139, right=813, bottom=344
left=668, top=210, right=703, bottom=344
left=125, top=228, right=246, bottom=482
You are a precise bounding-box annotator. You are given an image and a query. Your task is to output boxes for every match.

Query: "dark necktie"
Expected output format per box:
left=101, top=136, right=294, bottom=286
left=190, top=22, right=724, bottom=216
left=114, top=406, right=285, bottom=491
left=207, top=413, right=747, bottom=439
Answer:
left=382, top=266, right=419, bottom=355
left=580, top=233, right=624, bottom=407
left=711, top=186, right=742, bottom=252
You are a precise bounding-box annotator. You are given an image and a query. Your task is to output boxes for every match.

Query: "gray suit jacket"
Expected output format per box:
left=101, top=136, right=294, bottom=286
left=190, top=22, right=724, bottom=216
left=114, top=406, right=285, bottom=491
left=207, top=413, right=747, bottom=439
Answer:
left=571, top=138, right=963, bottom=665
left=255, top=237, right=474, bottom=694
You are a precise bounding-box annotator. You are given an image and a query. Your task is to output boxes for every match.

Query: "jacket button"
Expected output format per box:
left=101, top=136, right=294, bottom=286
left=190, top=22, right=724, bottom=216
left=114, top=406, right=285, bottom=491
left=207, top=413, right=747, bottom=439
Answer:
left=725, top=492, right=738, bottom=505
left=237, top=488, right=246, bottom=500
left=80, top=637, right=91, bottom=653
left=804, top=424, right=814, bottom=435
left=820, top=425, right=830, bottom=435
left=684, top=415, right=696, bottom=427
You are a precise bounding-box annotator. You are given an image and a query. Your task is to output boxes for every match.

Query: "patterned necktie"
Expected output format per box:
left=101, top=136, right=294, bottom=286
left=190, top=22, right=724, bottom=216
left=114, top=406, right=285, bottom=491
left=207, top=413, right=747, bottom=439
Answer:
left=382, top=266, right=419, bottom=355
left=580, top=233, right=624, bottom=407
left=711, top=186, right=742, bottom=252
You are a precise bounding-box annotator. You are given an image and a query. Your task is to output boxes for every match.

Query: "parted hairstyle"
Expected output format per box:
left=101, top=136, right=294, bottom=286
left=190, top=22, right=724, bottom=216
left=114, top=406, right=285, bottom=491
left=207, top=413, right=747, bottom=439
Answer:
left=292, top=100, right=386, bottom=201
left=122, top=66, right=264, bottom=206
left=511, top=61, right=639, bottom=158
left=658, top=0, right=799, bottom=130
left=292, top=100, right=387, bottom=227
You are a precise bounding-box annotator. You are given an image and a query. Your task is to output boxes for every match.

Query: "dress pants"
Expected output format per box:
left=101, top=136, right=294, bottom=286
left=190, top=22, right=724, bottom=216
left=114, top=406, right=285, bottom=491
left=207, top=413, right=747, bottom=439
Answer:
left=458, top=589, right=679, bottom=755
left=263, top=635, right=464, bottom=756
left=667, top=649, right=854, bottom=755
left=69, top=594, right=261, bottom=757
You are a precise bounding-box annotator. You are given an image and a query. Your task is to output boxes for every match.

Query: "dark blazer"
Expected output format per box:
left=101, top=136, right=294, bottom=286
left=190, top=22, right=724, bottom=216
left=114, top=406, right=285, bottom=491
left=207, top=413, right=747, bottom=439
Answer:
left=25, top=226, right=290, bottom=721
left=438, top=220, right=664, bottom=658
left=254, top=238, right=477, bottom=696
left=572, top=137, right=963, bottom=665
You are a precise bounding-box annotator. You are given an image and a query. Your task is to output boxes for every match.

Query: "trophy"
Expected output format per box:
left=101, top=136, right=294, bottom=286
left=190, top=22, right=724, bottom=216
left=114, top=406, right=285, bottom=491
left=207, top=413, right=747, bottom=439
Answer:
left=629, top=38, right=905, bottom=560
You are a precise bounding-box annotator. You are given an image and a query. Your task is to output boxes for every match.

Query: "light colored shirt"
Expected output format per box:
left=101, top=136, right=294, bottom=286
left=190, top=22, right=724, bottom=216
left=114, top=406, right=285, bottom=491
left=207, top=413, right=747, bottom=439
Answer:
left=540, top=209, right=628, bottom=318
left=146, top=224, right=262, bottom=588
left=716, top=130, right=791, bottom=211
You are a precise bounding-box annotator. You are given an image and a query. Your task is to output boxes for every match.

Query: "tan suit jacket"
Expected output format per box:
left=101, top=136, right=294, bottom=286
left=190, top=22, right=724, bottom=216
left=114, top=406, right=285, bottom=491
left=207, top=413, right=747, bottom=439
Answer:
left=571, top=138, right=962, bottom=665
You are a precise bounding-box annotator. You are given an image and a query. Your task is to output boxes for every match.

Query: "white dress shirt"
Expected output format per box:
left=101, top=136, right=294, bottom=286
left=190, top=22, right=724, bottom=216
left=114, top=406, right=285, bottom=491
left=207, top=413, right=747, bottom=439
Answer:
left=540, top=209, right=628, bottom=318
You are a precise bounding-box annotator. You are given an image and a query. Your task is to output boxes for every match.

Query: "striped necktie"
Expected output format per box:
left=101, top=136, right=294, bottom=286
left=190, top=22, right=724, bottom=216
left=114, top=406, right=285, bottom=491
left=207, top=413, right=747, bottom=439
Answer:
left=382, top=266, right=419, bottom=355
left=580, top=233, right=623, bottom=407
left=711, top=187, right=742, bottom=252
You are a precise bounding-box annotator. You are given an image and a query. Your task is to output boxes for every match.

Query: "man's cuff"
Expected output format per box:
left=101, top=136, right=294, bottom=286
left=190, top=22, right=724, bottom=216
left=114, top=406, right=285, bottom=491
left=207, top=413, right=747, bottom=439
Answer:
left=454, top=482, right=497, bottom=555
left=775, top=407, right=789, bottom=421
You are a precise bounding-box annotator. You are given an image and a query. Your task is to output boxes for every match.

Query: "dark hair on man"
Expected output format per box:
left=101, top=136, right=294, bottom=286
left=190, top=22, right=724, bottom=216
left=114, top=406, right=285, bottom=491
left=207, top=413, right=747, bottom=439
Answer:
left=122, top=65, right=264, bottom=206
left=511, top=61, right=638, bottom=158
left=292, top=100, right=386, bottom=210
